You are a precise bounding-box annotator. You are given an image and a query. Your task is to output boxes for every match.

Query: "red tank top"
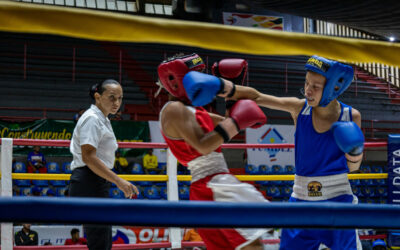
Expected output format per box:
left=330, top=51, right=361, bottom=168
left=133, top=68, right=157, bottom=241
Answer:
left=161, top=104, right=222, bottom=166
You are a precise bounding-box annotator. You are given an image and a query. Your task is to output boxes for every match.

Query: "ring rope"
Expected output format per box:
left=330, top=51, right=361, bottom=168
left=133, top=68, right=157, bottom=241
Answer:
left=1, top=139, right=387, bottom=149
left=1, top=2, right=400, bottom=66
left=7, top=173, right=388, bottom=181
left=1, top=197, right=400, bottom=229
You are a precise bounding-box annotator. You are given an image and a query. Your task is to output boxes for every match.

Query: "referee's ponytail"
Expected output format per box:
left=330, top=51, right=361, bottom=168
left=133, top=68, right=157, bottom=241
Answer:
left=89, top=79, right=120, bottom=100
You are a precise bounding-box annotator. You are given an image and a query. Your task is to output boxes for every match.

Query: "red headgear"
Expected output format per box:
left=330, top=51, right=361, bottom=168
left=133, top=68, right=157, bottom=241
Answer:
left=156, top=54, right=205, bottom=101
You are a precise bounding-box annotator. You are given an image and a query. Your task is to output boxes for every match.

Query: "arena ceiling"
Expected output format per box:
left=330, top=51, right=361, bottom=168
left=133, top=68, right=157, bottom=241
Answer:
left=238, top=0, right=400, bottom=41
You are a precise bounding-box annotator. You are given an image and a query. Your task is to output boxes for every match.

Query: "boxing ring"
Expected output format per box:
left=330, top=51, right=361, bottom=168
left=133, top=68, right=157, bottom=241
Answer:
left=0, top=2, right=399, bottom=249
left=0, top=137, right=398, bottom=249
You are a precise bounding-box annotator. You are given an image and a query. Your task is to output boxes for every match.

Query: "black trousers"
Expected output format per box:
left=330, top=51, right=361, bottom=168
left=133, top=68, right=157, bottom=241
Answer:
left=69, top=166, right=112, bottom=250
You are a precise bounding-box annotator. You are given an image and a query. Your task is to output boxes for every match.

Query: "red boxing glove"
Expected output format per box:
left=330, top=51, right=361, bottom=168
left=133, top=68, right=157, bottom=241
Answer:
left=212, top=59, right=248, bottom=85
left=214, top=100, right=267, bottom=142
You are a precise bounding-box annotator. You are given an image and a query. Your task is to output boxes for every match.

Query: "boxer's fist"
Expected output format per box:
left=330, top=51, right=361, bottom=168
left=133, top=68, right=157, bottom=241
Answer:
left=214, top=100, right=266, bottom=142
left=331, top=121, right=364, bottom=156
left=183, top=71, right=234, bottom=107
left=212, top=59, right=248, bottom=85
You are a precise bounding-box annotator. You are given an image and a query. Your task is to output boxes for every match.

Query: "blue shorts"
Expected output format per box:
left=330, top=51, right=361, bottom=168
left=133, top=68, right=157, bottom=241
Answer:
left=280, top=194, right=358, bottom=250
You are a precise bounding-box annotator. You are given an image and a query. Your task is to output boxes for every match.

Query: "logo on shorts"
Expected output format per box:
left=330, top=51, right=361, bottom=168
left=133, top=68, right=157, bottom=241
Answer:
left=307, top=181, right=322, bottom=197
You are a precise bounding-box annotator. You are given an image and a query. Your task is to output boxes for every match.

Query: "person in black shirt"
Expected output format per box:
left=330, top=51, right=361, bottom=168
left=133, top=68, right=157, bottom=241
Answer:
left=15, top=224, right=38, bottom=246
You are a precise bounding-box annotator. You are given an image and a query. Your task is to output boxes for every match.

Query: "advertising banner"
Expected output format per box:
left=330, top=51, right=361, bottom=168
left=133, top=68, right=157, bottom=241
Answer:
left=0, top=119, right=149, bottom=156
left=223, top=12, right=283, bottom=30
left=246, top=125, right=295, bottom=167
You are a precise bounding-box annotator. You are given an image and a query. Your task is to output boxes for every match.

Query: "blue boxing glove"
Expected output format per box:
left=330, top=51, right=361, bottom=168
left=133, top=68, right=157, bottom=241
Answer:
left=331, top=121, right=364, bottom=156
left=183, top=71, right=235, bottom=107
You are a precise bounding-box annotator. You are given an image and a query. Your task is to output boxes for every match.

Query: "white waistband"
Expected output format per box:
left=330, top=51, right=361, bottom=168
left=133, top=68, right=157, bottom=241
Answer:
left=187, top=152, right=229, bottom=183
left=292, top=173, right=353, bottom=201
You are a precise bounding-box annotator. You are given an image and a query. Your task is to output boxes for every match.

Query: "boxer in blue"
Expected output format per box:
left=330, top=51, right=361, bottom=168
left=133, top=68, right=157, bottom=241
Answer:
left=182, top=55, right=363, bottom=250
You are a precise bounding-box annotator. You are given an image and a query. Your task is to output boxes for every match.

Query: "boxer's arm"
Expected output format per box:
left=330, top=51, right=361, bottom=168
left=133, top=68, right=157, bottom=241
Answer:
left=161, top=101, right=224, bottom=155
left=230, top=84, right=304, bottom=118
left=347, top=109, right=363, bottom=172
left=208, top=112, right=225, bottom=127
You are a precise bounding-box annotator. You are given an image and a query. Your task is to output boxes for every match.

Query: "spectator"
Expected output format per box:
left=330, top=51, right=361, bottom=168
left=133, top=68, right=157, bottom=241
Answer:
left=183, top=228, right=202, bottom=241
left=44, top=241, right=52, bottom=245
left=27, top=146, right=47, bottom=173
left=183, top=228, right=204, bottom=250
left=114, top=150, right=132, bottom=174
left=65, top=228, right=87, bottom=245
left=15, top=224, right=38, bottom=246
left=74, top=108, right=85, bottom=122
left=143, top=149, right=163, bottom=174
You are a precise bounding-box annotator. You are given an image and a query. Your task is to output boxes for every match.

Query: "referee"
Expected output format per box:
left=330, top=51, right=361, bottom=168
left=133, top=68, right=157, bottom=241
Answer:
left=69, top=79, right=138, bottom=250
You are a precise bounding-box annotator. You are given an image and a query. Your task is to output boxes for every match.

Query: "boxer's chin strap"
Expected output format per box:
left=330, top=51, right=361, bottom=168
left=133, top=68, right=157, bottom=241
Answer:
left=154, top=80, right=163, bottom=97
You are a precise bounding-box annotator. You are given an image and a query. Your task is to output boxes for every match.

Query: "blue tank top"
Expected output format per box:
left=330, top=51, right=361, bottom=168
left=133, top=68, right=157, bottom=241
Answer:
left=295, top=101, right=352, bottom=176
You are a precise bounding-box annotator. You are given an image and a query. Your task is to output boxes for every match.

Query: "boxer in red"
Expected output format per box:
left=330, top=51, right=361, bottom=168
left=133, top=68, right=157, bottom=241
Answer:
left=156, top=53, right=268, bottom=250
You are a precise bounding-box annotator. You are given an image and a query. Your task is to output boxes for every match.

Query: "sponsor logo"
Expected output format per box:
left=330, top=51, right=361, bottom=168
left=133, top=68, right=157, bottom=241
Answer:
left=307, top=181, right=322, bottom=197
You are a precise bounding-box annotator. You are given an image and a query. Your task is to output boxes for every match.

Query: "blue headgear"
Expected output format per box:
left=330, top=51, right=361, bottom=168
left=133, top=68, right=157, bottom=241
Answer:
left=305, top=55, right=354, bottom=107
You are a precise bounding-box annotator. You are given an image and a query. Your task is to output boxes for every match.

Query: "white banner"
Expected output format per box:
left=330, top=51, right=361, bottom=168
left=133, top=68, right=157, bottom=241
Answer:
left=223, top=12, right=283, bottom=30
left=14, top=225, right=83, bottom=246
left=148, top=121, right=167, bottom=163
left=246, top=125, right=295, bottom=167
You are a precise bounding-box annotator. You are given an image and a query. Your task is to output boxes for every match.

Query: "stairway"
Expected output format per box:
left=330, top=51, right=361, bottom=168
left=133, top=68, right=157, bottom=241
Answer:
left=355, top=67, right=400, bottom=104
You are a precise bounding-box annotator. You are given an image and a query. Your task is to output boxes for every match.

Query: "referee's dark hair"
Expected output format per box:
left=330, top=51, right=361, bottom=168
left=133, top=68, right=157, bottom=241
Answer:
left=89, top=79, right=120, bottom=100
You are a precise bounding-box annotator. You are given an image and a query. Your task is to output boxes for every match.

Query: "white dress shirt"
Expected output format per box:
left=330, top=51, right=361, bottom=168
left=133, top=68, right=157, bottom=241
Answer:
left=70, top=104, right=118, bottom=171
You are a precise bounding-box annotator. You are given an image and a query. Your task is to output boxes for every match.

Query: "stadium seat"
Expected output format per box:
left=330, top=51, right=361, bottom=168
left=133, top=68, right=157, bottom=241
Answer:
left=349, top=179, right=361, bottom=186
left=137, top=181, right=152, bottom=186
left=376, top=186, right=388, bottom=197
left=179, top=186, right=190, bottom=200
left=374, top=178, right=387, bottom=186
left=282, top=186, right=293, bottom=197
left=13, top=162, right=31, bottom=187
left=62, top=162, right=72, bottom=174
left=267, top=186, right=281, bottom=198
left=132, top=163, right=144, bottom=174
left=19, top=187, right=31, bottom=196
left=32, top=179, right=49, bottom=187
left=362, top=186, right=376, bottom=197
left=144, top=186, right=161, bottom=199
left=109, top=188, right=124, bottom=199
left=13, top=162, right=27, bottom=173
left=284, top=165, right=295, bottom=174
left=371, top=165, right=384, bottom=173
left=360, top=165, right=371, bottom=173
left=245, top=164, right=259, bottom=175
left=360, top=178, right=374, bottom=186
left=160, top=186, right=168, bottom=200
left=351, top=186, right=362, bottom=197
left=258, top=165, right=270, bottom=175
left=47, top=162, right=66, bottom=187
left=56, top=187, right=68, bottom=197
left=271, top=165, right=283, bottom=174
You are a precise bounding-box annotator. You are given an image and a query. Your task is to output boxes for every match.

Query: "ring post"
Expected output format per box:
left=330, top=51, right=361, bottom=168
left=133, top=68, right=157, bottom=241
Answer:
left=1, top=138, right=13, bottom=250
left=166, top=148, right=182, bottom=249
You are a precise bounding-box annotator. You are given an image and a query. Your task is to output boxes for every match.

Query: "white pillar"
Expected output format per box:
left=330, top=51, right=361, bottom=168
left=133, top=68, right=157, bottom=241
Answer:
left=1, top=138, right=13, bottom=250
left=166, top=148, right=182, bottom=249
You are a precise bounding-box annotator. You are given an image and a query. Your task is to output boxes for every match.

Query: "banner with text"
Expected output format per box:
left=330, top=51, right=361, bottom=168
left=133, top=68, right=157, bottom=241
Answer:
left=0, top=119, right=149, bottom=156
left=246, top=124, right=295, bottom=167
left=388, top=134, right=400, bottom=204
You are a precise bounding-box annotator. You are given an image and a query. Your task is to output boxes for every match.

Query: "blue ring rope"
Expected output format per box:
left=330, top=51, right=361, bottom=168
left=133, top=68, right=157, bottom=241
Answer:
left=0, top=197, right=399, bottom=229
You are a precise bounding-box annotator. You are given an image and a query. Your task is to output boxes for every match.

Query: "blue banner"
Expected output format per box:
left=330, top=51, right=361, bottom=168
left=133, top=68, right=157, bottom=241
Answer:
left=388, top=134, right=400, bottom=204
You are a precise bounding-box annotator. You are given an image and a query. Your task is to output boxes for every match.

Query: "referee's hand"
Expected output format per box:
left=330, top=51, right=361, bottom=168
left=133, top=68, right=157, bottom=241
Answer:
left=117, top=179, right=139, bottom=199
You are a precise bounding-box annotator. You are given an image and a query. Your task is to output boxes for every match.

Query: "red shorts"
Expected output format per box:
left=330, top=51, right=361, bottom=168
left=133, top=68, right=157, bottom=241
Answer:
left=190, top=173, right=267, bottom=250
